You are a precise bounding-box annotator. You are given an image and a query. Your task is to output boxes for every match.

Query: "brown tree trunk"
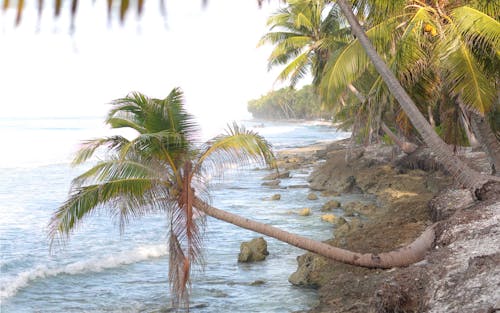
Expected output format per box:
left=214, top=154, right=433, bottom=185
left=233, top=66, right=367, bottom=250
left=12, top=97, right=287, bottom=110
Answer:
left=457, top=101, right=481, bottom=150
left=428, top=105, right=436, bottom=128
left=336, top=0, right=487, bottom=191
left=194, top=197, right=435, bottom=268
left=380, top=122, right=418, bottom=154
left=471, top=113, right=500, bottom=175
left=347, top=83, right=417, bottom=154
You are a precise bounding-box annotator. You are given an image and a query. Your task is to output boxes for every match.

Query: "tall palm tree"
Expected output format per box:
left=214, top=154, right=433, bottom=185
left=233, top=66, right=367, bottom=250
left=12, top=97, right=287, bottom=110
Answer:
left=258, top=0, right=350, bottom=87
left=50, top=88, right=438, bottom=310
left=334, top=0, right=498, bottom=192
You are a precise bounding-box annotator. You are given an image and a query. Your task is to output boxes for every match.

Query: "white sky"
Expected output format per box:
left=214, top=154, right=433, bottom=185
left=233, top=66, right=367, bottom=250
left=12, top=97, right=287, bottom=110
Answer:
left=0, top=0, right=286, bottom=133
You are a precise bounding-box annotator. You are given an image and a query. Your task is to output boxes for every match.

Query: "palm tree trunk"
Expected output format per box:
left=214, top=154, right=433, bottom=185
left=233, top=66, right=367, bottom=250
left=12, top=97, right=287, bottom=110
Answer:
left=346, top=83, right=417, bottom=153
left=336, top=0, right=487, bottom=191
left=380, top=122, right=418, bottom=154
left=428, top=106, right=436, bottom=128
left=470, top=113, right=500, bottom=175
left=457, top=100, right=480, bottom=150
left=194, top=197, right=435, bottom=269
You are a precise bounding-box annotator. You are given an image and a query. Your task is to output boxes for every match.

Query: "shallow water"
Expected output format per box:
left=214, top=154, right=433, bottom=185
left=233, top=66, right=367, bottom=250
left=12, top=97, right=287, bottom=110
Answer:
left=0, top=118, right=352, bottom=312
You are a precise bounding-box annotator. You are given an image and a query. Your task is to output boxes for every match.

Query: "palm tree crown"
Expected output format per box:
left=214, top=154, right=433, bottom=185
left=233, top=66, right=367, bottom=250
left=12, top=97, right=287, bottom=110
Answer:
left=259, top=0, right=350, bottom=87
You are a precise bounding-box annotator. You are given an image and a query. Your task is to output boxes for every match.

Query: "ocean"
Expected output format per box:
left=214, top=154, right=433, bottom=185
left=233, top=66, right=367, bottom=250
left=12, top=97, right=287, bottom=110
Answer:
left=0, top=117, right=351, bottom=312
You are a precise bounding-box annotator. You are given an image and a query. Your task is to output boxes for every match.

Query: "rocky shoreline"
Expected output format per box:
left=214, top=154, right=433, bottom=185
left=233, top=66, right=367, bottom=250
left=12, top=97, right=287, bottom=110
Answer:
left=276, top=139, right=499, bottom=313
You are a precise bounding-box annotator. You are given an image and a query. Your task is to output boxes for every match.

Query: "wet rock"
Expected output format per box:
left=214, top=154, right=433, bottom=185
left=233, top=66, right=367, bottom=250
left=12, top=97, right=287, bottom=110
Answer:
left=276, top=156, right=307, bottom=171
left=321, top=190, right=340, bottom=197
left=335, top=216, right=347, bottom=227
left=321, top=200, right=341, bottom=211
left=343, top=207, right=356, bottom=217
left=238, top=237, right=269, bottom=262
left=343, top=201, right=377, bottom=216
left=287, top=184, right=309, bottom=189
left=307, top=193, right=319, bottom=200
left=263, top=171, right=290, bottom=180
left=250, top=280, right=266, bottom=286
left=298, top=208, right=312, bottom=216
left=262, top=180, right=280, bottom=187
left=321, top=214, right=336, bottom=224
left=288, top=253, right=327, bottom=288
left=270, top=194, right=281, bottom=201
left=334, top=222, right=351, bottom=237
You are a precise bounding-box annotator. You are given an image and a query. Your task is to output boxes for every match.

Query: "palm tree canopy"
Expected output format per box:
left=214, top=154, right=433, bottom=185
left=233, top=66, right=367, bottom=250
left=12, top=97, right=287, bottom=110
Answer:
left=323, top=1, right=499, bottom=114
left=259, top=0, right=350, bottom=87
left=321, top=0, right=499, bottom=147
left=49, top=87, right=276, bottom=310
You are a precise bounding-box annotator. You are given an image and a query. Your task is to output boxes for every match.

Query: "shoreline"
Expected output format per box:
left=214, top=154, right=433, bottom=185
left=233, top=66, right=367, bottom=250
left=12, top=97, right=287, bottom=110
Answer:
left=276, top=137, right=499, bottom=313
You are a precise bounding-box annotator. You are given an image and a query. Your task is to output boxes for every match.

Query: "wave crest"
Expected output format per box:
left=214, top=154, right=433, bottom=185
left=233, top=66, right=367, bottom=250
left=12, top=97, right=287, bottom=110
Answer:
left=0, top=244, right=167, bottom=300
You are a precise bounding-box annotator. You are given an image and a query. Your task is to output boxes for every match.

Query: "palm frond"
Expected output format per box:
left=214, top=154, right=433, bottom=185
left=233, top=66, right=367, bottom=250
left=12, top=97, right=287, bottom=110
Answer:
left=49, top=176, right=168, bottom=246
left=106, top=117, right=147, bottom=133
left=391, top=8, right=431, bottom=86
left=107, top=92, right=149, bottom=130
left=258, top=31, right=304, bottom=46
left=353, top=0, right=408, bottom=24
left=275, top=50, right=311, bottom=87
left=321, top=15, right=404, bottom=104
left=118, top=130, right=188, bottom=162
left=452, top=6, right=500, bottom=52
left=195, top=123, right=276, bottom=175
left=295, top=11, right=314, bottom=31
left=467, top=0, right=500, bottom=19
left=168, top=165, right=205, bottom=310
left=168, top=232, right=190, bottom=309
left=72, top=136, right=130, bottom=165
left=71, top=158, right=170, bottom=188
left=440, top=36, right=496, bottom=114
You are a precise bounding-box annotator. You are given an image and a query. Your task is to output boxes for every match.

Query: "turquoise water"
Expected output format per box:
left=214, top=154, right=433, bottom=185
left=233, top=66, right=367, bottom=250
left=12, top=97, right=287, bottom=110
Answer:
left=0, top=117, right=350, bottom=312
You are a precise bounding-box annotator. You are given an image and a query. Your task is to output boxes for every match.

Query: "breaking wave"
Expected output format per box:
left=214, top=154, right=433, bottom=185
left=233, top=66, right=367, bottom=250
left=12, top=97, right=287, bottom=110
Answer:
left=0, top=244, right=167, bottom=300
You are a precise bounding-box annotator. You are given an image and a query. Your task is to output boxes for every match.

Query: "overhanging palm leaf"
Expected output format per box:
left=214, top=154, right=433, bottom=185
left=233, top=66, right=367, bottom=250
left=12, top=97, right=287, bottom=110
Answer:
left=321, top=12, right=421, bottom=104
left=196, top=123, right=276, bottom=174
left=440, top=6, right=499, bottom=114
left=48, top=159, right=170, bottom=244
left=72, top=135, right=131, bottom=165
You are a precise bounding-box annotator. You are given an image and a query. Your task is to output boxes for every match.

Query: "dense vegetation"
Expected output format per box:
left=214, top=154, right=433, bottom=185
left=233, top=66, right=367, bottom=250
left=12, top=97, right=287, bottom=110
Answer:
left=260, top=0, right=500, bottom=183
left=247, top=85, right=327, bottom=120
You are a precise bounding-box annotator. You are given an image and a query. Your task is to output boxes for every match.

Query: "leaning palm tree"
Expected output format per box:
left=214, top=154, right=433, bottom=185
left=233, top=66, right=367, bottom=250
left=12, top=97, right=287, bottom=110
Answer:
left=49, top=88, right=438, bottom=311
left=334, top=0, right=499, bottom=193
left=48, top=88, right=278, bottom=309
left=324, top=1, right=500, bottom=168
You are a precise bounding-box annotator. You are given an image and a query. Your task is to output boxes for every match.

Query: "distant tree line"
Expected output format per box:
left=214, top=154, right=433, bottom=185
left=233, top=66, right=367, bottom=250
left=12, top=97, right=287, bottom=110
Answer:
left=247, top=85, right=328, bottom=120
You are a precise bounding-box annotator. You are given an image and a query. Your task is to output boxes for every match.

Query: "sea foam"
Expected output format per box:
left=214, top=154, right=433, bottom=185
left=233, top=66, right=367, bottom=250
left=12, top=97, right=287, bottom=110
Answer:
left=0, top=244, right=167, bottom=300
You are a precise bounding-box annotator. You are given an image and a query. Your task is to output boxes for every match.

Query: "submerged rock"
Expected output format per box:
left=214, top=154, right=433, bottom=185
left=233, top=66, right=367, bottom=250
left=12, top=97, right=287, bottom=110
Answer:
left=321, top=200, right=341, bottom=211
left=335, top=216, right=347, bottom=227
left=262, top=180, right=281, bottom=187
left=263, top=171, right=290, bottom=180
left=238, top=237, right=269, bottom=262
left=250, top=280, right=266, bottom=286
left=270, top=194, right=281, bottom=201
left=307, top=193, right=319, bottom=200
left=320, top=214, right=336, bottom=224
left=298, top=208, right=312, bottom=216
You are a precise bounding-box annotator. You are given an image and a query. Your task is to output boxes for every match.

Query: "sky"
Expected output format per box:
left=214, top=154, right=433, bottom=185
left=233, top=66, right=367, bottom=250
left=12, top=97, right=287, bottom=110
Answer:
left=0, top=0, right=287, bottom=135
